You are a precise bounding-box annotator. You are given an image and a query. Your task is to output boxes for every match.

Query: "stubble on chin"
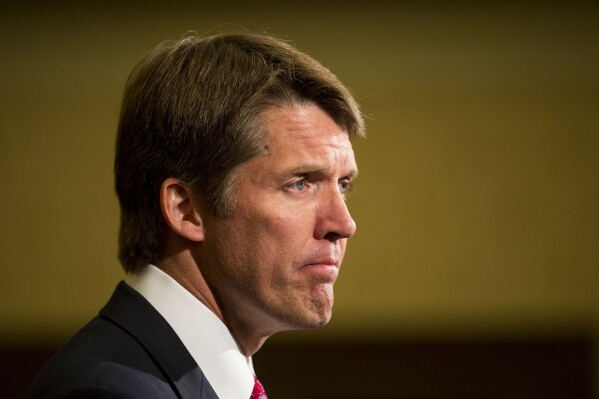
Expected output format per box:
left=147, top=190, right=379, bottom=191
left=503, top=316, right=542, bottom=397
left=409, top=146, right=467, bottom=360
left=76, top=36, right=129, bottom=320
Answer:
left=281, top=283, right=335, bottom=330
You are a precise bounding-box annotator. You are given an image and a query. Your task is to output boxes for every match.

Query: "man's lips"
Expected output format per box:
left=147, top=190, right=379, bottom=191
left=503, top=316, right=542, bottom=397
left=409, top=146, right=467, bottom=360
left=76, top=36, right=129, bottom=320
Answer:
left=303, top=259, right=339, bottom=267
left=300, top=259, right=339, bottom=281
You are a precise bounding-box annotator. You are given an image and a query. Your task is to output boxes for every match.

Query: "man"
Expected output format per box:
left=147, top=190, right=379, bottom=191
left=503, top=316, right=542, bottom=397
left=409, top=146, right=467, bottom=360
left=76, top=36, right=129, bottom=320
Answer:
left=25, top=32, right=365, bottom=399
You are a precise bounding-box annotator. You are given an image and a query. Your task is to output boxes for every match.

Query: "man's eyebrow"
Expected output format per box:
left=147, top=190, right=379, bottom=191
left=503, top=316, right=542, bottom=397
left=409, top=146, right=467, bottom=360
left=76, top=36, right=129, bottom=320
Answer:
left=285, top=165, right=359, bottom=179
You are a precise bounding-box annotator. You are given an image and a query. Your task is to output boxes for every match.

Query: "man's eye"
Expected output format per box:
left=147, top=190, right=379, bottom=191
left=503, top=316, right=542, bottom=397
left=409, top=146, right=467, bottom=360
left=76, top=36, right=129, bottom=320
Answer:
left=290, top=179, right=306, bottom=191
left=338, top=180, right=351, bottom=194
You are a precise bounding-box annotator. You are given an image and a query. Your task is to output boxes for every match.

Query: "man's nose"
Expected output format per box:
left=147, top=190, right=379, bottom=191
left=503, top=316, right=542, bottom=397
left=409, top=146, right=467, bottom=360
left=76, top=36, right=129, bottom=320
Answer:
left=315, top=187, right=357, bottom=241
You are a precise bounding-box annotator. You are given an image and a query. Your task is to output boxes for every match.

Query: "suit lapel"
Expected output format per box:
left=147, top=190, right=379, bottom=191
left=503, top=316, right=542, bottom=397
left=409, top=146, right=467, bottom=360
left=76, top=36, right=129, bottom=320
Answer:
left=100, top=282, right=219, bottom=399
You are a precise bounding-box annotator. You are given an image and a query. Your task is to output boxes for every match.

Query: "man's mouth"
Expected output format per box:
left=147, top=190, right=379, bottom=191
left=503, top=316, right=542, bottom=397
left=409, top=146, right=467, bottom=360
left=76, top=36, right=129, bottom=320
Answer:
left=300, top=259, right=339, bottom=281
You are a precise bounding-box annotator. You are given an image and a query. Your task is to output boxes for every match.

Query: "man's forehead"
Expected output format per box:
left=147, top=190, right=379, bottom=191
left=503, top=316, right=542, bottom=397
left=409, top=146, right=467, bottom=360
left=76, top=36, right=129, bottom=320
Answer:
left=261, top=104, right=352, bottom=147
left=264, top=134, right=358, bottom=179
left=242, top=104, right=357, bottom=180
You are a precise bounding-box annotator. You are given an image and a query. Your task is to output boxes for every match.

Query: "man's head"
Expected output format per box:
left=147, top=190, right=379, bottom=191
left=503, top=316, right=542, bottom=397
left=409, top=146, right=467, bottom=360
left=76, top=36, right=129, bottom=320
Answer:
left=115, top=32, right=364, bottom=274
left=197, top=103, right=358, bottom=337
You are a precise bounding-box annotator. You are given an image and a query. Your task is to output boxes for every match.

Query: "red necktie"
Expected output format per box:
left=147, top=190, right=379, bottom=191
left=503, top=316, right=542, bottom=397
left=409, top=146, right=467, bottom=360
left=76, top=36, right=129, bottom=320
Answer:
left=250, top=375, right=268, bottom=399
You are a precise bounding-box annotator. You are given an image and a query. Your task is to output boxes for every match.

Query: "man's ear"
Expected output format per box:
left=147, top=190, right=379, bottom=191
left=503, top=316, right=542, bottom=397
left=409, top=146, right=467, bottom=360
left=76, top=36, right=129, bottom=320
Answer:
left=159, top=178, right=205, bottom=242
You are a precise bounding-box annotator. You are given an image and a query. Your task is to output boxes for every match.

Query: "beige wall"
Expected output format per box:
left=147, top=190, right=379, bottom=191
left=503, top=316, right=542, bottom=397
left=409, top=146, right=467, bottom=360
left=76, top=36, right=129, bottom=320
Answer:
left=1, top=3, right=598, bottom=348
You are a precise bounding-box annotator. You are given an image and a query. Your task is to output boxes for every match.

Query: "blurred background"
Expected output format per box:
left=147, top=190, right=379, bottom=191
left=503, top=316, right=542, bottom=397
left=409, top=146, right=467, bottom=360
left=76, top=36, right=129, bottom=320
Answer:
left=1, top=1, right=597, bottom=398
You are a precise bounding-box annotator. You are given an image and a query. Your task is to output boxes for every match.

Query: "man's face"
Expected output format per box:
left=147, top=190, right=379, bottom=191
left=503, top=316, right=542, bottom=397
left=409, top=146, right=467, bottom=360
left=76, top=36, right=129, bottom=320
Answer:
left=199, top=103, right=358, bottom=335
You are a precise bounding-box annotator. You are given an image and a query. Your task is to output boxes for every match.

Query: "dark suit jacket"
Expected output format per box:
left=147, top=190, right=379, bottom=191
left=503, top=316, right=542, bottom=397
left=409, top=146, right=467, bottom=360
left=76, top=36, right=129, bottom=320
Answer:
left=24, top=282, right=219, bottom=399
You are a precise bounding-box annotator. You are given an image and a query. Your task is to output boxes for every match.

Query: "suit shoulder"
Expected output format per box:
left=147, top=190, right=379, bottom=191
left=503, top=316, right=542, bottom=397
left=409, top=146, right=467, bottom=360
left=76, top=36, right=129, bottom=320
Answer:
left=24, top=316, right=176, bottom=399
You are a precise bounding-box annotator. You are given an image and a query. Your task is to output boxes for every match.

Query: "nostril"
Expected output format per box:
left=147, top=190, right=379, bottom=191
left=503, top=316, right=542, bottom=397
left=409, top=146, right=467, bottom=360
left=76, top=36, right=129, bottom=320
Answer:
left=323, top=231, right=344, bottom=242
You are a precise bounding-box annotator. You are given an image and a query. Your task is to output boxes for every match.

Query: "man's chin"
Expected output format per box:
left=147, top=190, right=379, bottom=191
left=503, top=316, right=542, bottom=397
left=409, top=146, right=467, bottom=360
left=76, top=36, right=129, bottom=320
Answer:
left=273, top=289, right=335, bottom=330
left=291, top=306, right=333, bottom=330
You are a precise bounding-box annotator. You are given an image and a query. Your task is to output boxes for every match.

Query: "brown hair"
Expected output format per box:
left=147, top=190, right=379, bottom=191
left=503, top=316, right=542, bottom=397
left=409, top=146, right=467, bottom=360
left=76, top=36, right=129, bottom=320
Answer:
left=115, top=32, right=365, bottom=273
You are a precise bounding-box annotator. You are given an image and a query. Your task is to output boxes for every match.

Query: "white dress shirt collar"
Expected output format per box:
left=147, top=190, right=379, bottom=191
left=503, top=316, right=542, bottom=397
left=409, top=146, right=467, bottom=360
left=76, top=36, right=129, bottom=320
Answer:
left=126, top=264, right=254, bottom=399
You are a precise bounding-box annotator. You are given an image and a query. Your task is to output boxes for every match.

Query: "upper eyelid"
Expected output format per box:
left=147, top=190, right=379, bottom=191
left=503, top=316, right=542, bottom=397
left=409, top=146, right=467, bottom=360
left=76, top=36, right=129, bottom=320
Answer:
left=285, top=175, right=354, bottom=187
left=339, top=176, right=355, bottom=186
